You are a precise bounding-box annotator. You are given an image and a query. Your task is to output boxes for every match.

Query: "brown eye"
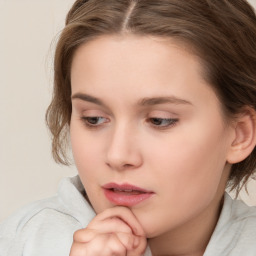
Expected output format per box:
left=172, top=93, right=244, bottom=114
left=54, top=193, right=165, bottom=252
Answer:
left=149, top=118, right=178, bottom=127
left=81, top=116, right=108, bottom=127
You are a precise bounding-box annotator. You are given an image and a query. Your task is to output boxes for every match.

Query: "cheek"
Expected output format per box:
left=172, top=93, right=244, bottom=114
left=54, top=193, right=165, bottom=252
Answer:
left=145, top=122, right=229, bottom=197
left=70, top=122, right=108, bottom=212
left=135, top=139, right=229, bottom=237
left=70, top=120, right=100, bottom=175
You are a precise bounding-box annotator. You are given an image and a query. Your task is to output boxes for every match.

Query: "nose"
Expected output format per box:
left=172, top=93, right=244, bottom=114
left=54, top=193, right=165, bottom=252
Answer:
left=105, top=123, right=143, bottom=171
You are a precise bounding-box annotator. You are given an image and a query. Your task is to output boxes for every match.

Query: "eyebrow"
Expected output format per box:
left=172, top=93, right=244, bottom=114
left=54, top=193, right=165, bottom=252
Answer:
left=71, top=93, right=192, bottom=107
left=138, top=96, right=192, bottom=106
left=72, top=93, right=106, bottom=106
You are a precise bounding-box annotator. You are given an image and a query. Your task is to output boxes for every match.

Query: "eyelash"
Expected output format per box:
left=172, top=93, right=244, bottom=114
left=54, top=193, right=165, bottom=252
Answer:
left=80, top=116, right=178, bottom=130
left=147, top=117, right=179, bottom=129
left=80, top=116, right=109, bottom=128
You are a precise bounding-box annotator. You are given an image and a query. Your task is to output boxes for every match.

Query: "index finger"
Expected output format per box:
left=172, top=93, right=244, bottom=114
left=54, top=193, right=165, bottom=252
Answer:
left=92, top=206, right=145, bottom=237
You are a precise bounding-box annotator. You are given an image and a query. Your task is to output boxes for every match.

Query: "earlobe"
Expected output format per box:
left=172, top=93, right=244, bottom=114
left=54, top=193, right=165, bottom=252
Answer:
left=227, top=108, right=256, bottom=164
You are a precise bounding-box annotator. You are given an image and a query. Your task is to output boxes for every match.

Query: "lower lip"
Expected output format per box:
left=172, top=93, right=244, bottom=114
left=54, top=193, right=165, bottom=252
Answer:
left=103, top=189, right=154, bottom=207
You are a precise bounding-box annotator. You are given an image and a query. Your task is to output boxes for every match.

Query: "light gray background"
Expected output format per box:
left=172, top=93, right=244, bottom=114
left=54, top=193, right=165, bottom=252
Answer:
left=1, top=0, right=256, bottom=222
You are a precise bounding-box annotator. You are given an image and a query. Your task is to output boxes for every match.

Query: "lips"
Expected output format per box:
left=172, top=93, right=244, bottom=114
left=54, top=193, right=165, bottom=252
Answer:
left=102, top=183, right=154, bottom=206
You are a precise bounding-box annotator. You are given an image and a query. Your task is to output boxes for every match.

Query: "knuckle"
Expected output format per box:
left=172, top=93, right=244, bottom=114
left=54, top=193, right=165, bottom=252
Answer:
left=73, top=228, right=93, bottom=242
left=108, top=234, right=126, bottom=255
left=73, top=229, right=83, bottom=241
left=110, top=245, right=126, bottom=255
left=111, top=218, right=132, bottom=233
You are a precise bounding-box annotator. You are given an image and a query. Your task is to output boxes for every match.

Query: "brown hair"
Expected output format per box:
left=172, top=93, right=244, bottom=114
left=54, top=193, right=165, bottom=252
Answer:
left=46, top=0, right=256, bottom=193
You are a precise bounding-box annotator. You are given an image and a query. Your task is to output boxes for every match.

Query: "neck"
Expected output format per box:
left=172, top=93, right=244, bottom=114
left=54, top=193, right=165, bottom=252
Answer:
left=148, top=192, right=225, bottom=256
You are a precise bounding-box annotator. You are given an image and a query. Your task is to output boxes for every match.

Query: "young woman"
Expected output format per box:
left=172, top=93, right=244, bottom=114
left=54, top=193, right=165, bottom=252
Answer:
left=1, top=0, right=256, bottom=255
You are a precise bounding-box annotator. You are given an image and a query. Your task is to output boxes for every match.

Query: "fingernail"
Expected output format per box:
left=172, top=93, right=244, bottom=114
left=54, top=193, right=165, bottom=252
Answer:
left=133, top=236, right=140, bottom=248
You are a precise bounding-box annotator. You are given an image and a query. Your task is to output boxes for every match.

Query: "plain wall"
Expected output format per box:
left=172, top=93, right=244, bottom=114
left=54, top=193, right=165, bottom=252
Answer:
left=1, top=0, right=256, bottom=222
left=0, top=0, right=77, bottom=222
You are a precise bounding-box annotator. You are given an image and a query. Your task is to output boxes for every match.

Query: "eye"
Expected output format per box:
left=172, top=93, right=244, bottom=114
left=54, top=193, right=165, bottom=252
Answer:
left=81, top=116, right=109, bottom=128
left=148, top=117, right=178, bottom=128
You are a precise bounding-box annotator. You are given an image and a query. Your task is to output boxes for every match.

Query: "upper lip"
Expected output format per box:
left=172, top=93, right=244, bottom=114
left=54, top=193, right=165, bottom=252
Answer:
left=102, top=183, right=153, bottom=193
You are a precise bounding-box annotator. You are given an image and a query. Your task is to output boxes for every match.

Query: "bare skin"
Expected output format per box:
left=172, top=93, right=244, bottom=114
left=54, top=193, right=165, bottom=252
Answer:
left=70, top=207, right=147, bottom=256
left=69, top=35, right=255, bottom=255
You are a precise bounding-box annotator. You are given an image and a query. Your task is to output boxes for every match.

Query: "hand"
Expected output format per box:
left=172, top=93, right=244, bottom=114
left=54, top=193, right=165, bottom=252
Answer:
left=69, top=206, right=147, bottom=256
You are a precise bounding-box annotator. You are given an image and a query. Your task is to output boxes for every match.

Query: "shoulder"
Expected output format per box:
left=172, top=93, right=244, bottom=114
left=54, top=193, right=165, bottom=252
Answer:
left=0, top=176, right=96, bottom=256
left=230, top=193, right=256, bottom=220
left=205, top=193, right=256, bottom=256
left=226, top=193, right=256, bottom=235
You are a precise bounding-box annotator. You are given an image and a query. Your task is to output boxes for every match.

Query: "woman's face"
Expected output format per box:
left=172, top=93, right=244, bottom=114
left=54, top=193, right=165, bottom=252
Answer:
left=70, top=35, right=234, bottom=238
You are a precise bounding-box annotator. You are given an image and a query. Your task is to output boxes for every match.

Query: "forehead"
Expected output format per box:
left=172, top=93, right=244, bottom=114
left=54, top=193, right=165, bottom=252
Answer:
left=71, top=35, right=199, bottom=70
left=71, top=35, right=202, bottom=84
left=70, top=35, right=219, bottom=109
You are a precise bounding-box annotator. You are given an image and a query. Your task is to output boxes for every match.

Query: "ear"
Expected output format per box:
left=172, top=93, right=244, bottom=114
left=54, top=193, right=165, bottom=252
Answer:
left=227, top=107, right=256, bottom=164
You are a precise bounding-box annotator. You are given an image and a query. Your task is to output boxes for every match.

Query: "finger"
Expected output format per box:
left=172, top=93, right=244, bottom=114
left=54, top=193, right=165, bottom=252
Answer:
left=73, top=222, right=133, bottom=246
left=88, top=216, right=133, bottom=235
left=73, top=211, right=142, bottom=246
left=86, top=233, right=127, bottom=256
left=73, top=217, right=133, bottom=244
left=92, top=206, right=145, bottom=236
left=69, top=241, right=88, bottom=256
left=115, top=232, right=136, bottom=251
left=104, top=233, right=127, bottom=256
left=71, top=229, right=147, bottom=255
left=127, top=235, right=147, bottom=256
left=73, top=228, right=97, bottom=243
left=73, top=229, right=138, bottom=252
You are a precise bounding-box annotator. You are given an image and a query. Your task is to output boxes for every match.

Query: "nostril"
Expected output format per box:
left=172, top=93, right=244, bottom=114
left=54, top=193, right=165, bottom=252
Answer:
left=106, top=161, right=135, bottom=171
left=124, top=164, right=133, bottom=168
